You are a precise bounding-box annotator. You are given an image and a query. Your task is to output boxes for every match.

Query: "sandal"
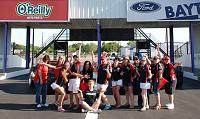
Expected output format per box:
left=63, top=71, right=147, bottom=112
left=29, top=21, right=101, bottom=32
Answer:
left=140, top=107, right=146, bottom=112
left=115, top=105, right=121, bottom=109
left=155, top=105, right=161, bottom=110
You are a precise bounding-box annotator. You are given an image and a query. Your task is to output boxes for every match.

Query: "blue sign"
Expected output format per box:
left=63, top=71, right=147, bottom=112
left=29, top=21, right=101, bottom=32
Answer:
left=130, top=1, right=161, bottom=13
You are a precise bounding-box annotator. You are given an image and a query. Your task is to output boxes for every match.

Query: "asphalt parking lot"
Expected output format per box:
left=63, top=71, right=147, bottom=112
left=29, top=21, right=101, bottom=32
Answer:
left=0, top=75, right=200, bottom=119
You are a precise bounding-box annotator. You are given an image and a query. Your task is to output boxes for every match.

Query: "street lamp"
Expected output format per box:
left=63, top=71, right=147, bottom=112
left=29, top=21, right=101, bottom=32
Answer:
left=13, top=42, right=16, bottom=55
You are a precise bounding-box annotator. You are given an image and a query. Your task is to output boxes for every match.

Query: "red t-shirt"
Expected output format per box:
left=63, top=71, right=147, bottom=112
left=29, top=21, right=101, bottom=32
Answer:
left=54, top=67, right=62, bottom=80
left=34, top=64, right=49, bottom=83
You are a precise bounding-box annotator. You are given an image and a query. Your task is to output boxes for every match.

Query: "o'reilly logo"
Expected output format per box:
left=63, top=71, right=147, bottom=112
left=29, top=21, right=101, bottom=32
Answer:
left=16, top=2, right=53, bottom=17
left=130, top=1, right=161, bottom=13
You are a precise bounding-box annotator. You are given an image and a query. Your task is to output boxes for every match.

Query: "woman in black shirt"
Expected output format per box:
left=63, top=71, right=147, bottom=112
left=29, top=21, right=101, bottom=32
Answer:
left=78, top=79, right=102, bottom=113
left=121, top=56, right=136, bottom=109
left=138, top=57, right=151, bottom=111
left=111, top=58, right=122, bottom=108
left=151, top=56, right=162, bottom=110
left=80, top=61, right=93, bottom=92
left=51, top=62, right=69, bottom=112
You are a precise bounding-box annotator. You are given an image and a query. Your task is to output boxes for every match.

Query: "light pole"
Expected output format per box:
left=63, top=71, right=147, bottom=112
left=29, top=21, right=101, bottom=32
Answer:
left=42, top=32, right=44, bottom=47
left=13, top=42, right=15, bottom=55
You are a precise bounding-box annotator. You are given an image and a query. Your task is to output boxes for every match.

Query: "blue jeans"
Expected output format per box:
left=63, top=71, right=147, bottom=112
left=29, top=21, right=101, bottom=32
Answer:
left=35, top=83, right=47, bottom=105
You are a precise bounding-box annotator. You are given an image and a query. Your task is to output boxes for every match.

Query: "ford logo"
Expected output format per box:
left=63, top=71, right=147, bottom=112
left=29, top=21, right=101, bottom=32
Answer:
left=130, top=1, right=161, bottom=13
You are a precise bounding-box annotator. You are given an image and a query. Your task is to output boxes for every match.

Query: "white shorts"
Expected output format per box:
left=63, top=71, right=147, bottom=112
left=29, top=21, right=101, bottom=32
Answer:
left=51, top=82, right=60, bottom=90
left=68, top=78, right=80, bottom=93
left=112, top=80, right=123, bottom=87
left=140, top=83, right=151, bottom=89
left=97, top=84, right=108, bottom=92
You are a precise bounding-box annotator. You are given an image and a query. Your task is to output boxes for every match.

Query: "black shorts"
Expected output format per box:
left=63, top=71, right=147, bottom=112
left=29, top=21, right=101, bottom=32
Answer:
left=132, top=79, right=140, bottom=95
left=164, top=80, right=177, bottom=95
left=123, top=81, right=132, bottom=87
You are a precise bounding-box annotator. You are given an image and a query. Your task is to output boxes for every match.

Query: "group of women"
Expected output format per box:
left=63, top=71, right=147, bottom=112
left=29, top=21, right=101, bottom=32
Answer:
left=33, top=48, right=177, bottom=112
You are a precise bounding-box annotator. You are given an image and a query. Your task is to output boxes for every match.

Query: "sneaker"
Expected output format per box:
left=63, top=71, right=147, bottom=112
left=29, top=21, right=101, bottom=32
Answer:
left=41, top=103, right=49, bottom=107
left=81, top=109, right=88, bottom=113
left=92, top=109, right=102, bottom=113
left=58, top=108, right=65, bottom=112
left=36, top=104, right=41, bottom=108
left=103, top=104, right=111, bottom=110
left=165, top=103, right=171, bottom=107
left=166, top=104, right=174, bottom=110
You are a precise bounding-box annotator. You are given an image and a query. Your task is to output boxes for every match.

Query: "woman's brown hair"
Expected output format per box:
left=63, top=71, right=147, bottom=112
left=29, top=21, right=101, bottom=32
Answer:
left=43, top=55, right=50, bottom=63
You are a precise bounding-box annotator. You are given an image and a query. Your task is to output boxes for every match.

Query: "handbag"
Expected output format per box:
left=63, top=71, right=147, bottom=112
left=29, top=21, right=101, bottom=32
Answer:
left=158, top=77, right=168, bottom=90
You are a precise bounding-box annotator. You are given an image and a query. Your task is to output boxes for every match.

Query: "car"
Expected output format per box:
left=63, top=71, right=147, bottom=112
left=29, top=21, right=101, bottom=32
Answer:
left=28, top=66, right=36, bottom=87
left=175, top=65, right=184, bottom=89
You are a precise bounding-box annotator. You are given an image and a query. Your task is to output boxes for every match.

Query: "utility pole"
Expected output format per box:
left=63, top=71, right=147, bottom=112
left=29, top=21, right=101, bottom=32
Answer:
left=42, top=32, right=44, bottom=47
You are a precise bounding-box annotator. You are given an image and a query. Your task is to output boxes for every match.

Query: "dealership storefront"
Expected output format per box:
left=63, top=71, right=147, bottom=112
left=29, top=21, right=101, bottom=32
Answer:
left=0, top=0, right=199, bottom=78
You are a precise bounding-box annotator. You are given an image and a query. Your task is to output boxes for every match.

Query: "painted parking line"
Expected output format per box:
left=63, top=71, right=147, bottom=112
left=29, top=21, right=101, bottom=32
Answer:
left=85, top=112, right=98, bottom=119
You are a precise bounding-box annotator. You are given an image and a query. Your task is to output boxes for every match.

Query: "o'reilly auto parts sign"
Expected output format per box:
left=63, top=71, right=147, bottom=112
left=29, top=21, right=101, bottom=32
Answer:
left=127, top=0, right=200, bottom=21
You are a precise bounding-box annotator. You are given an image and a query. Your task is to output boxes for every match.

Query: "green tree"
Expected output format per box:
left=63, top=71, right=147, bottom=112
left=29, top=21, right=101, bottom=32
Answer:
left=14, top=43, right=26, bottom=51
left=102, top=42, right=121, bottom=52
left=82, top=43, right=97, bottom=54
left=45, top=44, right=54, bottom=53
left=127, top=41, right=136, bottom=47
left=68, top=45, right=77, bottom=52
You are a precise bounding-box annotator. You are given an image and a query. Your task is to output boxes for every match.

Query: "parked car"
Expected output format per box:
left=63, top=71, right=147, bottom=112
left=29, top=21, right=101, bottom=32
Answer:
left=175, top=65, right=184, bottom=89
left=28, top=65, right=36, bottom=87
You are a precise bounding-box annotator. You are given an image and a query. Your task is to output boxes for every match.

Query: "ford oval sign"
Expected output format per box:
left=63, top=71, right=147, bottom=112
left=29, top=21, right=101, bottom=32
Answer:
left=130, top=1, right=161, bottom=13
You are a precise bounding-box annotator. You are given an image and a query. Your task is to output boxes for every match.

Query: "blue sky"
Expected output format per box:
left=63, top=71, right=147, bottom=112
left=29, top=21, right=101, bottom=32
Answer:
left=11, top=28, right=189, bottom=47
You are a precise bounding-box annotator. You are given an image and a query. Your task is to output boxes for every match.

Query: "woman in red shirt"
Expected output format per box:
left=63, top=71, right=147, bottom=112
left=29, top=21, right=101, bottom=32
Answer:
left=162, top=56, right=177, bottom=110
left=34, top=55, right=54, bottom=109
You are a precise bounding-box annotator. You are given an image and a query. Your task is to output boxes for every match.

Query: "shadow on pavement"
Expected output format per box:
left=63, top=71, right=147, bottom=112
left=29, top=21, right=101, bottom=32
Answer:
left=0, top=103, right=37, bottom=111
left=0, top=74, right=34, bottom=95
left=0, top=82, right=34, bottom=94
left=181, top=78, right=200, bottom=90
left=0, top=102, right=85, bottom=112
